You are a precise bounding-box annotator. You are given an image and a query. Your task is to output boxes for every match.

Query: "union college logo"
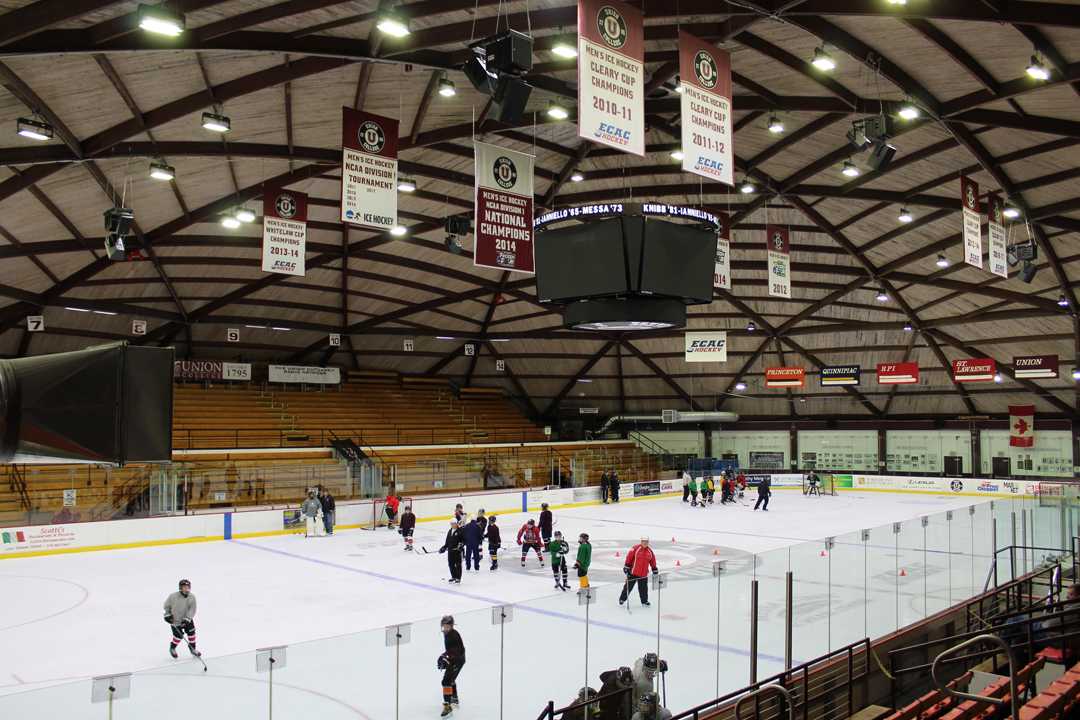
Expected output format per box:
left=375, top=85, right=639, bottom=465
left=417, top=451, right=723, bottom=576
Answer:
left=993, top=202, right=1003, bottom=225
left=358, top=120, right=385, bottom=154
left=694, top=50, right=718, bottom=89
left=493, top=156, right=517, bottom=189
left=965, top=183, right=976, bottom=210
left=275, top=193, right=298, bottom=219
left=772, top=230, right=785, bottom=250
left=597, top=6, right=627, bottom=49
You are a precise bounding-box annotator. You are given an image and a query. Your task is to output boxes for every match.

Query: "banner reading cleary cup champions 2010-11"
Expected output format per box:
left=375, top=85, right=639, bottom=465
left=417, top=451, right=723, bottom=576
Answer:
left=474, top=141, right=535, bottom=273
left=341, top=108, right=398, bottom=230
left=577, top=0, right=644, bottom=156
left=679, top=31, right=733, bottom=186
left=261, top=188, right=307, bottom=276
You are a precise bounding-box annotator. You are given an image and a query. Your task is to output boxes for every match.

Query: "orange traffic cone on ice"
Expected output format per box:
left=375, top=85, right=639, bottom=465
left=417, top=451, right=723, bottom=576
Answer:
left=675, top=560, right=681, bottom=567
left=820, top=550, right=828, bottom=557
left=899, top=568, right=907, bottom=577
left=671, top=536, right=676, bottom=543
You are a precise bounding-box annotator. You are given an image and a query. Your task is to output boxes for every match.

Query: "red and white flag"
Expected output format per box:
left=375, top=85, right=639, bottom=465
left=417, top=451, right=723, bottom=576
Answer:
left=1009, top=404, right=1035, bottom=448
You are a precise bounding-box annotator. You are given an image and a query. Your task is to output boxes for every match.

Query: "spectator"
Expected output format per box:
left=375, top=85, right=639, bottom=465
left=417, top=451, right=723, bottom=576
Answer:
left=563, top=687, right=601, bottom=720
left=319, top=487, right=336, bottom=535
left=630, top=692, right=672, bottom=720
left=610, top=469, right=621, bottom=502
left=597, top=667, right=635, bottom=720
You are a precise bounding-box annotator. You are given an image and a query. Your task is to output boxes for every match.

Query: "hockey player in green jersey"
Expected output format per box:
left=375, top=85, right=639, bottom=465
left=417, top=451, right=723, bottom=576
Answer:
left=575, top=532, right=592, bottom=589
left=548, top=530, right=570, bottom=591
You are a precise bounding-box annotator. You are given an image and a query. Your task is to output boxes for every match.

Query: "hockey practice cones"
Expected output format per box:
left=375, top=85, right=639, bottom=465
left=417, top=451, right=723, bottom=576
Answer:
left=899, top=568, right=907, bottom=577
left=820, top=550, right=828, bottom=557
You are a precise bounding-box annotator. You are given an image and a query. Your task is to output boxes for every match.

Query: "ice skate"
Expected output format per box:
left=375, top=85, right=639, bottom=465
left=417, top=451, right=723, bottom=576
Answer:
left=169, top=643, right=178, bottom=659
left=441, top=702, right=453, bottom=717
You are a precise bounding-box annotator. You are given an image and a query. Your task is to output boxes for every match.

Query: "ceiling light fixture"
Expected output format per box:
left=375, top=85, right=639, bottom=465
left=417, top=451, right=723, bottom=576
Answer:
left=551, top=41, right=578, bottom=59
left=92, top=310, right=118, bottom=316
left=437, top=78, right=457, bottom=97
left=221, top=216, right=241, bottom=229
left=739, top=178, right=756, bottom=194
left=898, top=207, right=913, bottom=224
left=375, top=10, right=410, bottom=38
left=16, top=116, right=53, bottom=141
left=65, top=307, right=91, bottom=313
left=903, top=322, right=913, bottom=332
left=577, top=379, right=593, bottom=383
left=234, top=208, right=256, bottom=223
left=1026, top=54, right=1050, bottom=81
left=842, top=160, right=860, bottom=177
left=149, top=160, right=175, bottom=181
left=397, top=177, right=417, bottom=193
left=993, top=373, right=1003, bottom=383
left=734, top=381, right=747, bottom=391
left=674, top=82, right=686, bottom=94
left=767, top=115, right=784, bottom=134
left=936, top=254, right=950, bottom=268
left=746, top=321, right=756, bottom=333
left=1003, top=205, right=1021, bottom=219
left=812, top=46, right=836, bottom=72
left=876, top=290, right=889, bottom=302
left=1058, top=295, right=1070, bottom=307
left=201, top=112, right=230, bottom=133
left=898, top=100, right=920, bottom=120
left=390, top=225, right=407, bottom=237
left=570, top=171, right=584, bottom=182
left=137, top=4, right=185, bottom=37
left=244, top=324, right=266, bottom=329
left=271, top=327, right=291, bottom=331
left=546, top=101, right=569, bottom=120
left=435, top=336, right=456, bottom=340
left=1073, top=368, right=1080, bottom=381
left=670, top=148, right=685, bottom=161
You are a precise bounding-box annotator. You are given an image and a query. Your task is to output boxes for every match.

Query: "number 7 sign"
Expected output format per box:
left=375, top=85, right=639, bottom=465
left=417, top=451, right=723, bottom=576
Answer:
left=26, top=315, right=44, bottom=332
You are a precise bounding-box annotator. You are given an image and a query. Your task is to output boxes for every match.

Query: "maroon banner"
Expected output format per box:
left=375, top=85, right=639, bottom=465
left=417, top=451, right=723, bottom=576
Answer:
left=577, top=0, right=645, bottom=155
left=877, top=362, right=919, bottom=385
left=1013, top=355, right=1058, bottom=379
left=952, top=357, right=996, bottom=382
left=765, top=366, right=804, bottom=388
left=341, top=108, right=399, bottom=229
left=766, top=225, right=791, bottom=298
left=473, top=141, right=535, bottom=273
left=961, top=175, right=982, bottom=268
left=1009, top=405, right=1035, bottom=448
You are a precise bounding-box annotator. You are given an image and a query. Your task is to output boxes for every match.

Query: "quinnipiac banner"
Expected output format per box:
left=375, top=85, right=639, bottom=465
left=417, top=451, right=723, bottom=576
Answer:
left=261, top=188, right=307, bottom=276
left=678, top=31, right=733, bottom=186
left=961, top=175, right=982, bottom=269
left=714, top=211, right=730, bottom=291
left=766, top=225, right=791, bottom=299
left=577, top=0, right=644, bottom=156
left=473, top=141, right=535, bottom=273
left=341, top=108, right=398, bottom=230
left=820, top=366, right=860, bottom=386
left=987, top=195, right=1008, bottom=279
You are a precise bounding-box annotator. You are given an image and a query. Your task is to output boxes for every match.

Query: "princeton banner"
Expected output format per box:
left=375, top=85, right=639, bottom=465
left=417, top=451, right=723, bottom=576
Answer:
left=961, top=175, right=982, bottom=269
left=474, top=141, right=535, bottom=273
left=678, top=31, right=733, bottom=186
left=766, top=225, right=791, bottom=298
left=341, top=108, right=398, bottom=230
left=577, top=0, right=644, bottom=155
left=684, top=331, right=727, bottom=362
left=261, top=188, right=307, bottom=276
left=1009, top=404, right=1035, bottom=448
left=765, top=366, right=804, bottom=388
left=987, top=195, right=1008, bottom=279
left=714, top=211, right=731, bottom=291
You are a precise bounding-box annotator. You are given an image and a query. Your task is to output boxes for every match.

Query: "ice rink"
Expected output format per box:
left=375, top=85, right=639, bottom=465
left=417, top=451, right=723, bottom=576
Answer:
left=0, top=489, right=1000, bottom=719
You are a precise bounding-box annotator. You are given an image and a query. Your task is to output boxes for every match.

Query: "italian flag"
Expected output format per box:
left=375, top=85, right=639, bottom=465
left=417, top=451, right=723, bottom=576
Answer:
left=2, top=530, right=26, bottom=545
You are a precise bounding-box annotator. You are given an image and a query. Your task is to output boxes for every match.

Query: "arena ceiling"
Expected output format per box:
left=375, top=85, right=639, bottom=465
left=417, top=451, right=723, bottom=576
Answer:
left=0, top=0, right=1079, bottom=422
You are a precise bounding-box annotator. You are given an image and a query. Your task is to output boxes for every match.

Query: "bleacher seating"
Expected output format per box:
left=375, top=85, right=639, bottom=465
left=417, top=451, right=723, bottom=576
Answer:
left=1019, top=659, right=1080, bottom=718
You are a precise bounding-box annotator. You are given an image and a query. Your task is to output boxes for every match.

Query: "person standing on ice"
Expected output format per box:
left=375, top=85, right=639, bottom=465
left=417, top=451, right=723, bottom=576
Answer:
left=384, top=491, right=400, bottom=529
left=486, top=515, right=502, bottom=570
left=539, top=502, right=554, bottom=543
left=163, top=579, right=200, bottom=659
left=439, top=519, right=465, bottom=584
left=462, top=516, right=483, bottom=572
left=399, top=504, right=416, bottom=551
left=548, top=530, right=571, bottom=590
left=681, top=470, right=691, bottom=502
left=437, top=615, right=466, bottom=716
left=619, top=537, right=658, bottom=607
left=301, top=490, right=322, bottom=537
left=517, top=518, right=545, bottom=568
left=318, top=486, right=335, bottom=535
left=610, top=468, right=621, bottom=502
left=600, top=469, right=610, bottom=503
left=575, top=532, right=593, bottom=589
left=688, top=475, right=699, bottom=507
left=754, top=475, right=772, bottom=511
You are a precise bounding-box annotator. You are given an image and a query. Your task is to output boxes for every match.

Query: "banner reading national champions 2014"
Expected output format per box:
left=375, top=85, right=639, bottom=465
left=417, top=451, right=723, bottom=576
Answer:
left=474, top=141, right=535, bottom=273
left=261, top=188, right=308, bottom=277
left=679, top=31, right=733, bottom=187
left=714, top=211, right=731, bottom=292
left=341, top=108, right=398, bottom=230
left=577, top=0, right=645, bottom=156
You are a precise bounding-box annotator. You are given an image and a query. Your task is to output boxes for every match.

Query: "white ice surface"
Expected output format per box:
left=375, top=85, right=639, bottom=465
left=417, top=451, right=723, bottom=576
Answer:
left=0, top=491, right=994, bottom=719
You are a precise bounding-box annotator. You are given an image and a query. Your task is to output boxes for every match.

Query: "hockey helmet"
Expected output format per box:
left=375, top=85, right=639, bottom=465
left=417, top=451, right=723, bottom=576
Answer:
left=640, top=536, right=650, bottom=544
left=642, top=652, right=660, bottom=674
left=553, top=530, right=563, bottom=538
left=616, top=667, right=633, bottom=685
left=527, top=518, right=536, bottom=525
left=541, top=502, right=549, bottom=509
left=577, top=686, right=599, bottom=703
left=489, top=515, right=497, bottom=523
left=178, top=579, right=191, bottom=589
left=440, top=615, right=455, bottom=627
left=579, top=532, right=590, bottom=542
left=639, top=692, right=659, bottom=715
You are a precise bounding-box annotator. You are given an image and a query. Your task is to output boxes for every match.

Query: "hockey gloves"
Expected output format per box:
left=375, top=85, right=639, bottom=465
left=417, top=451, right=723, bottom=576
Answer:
left=623, top=566, right=631, bottom=576
left=164, top=614, right=174, bottom=624
left=437, top=653, right=449, bottom=670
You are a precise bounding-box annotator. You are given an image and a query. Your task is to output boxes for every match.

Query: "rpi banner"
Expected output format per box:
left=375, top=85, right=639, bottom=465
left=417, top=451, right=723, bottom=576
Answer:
left=473, top=141, right=535, bottom=273
left=577, top=0, right=644, bottom=155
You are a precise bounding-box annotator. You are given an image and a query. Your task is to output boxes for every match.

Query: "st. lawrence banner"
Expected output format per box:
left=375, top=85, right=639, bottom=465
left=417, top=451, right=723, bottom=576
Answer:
left=341, top=108, right=398, bottom=230
left=678, top=31, right=733, bottom=186
left=577, top=0, right=644, bottom=155
left=714, top=211, right=731, bottom=292
left=952, top=358, right=996, bottom=382
left=261, top=188, right=307, bottom=276
left=474, top=141, right=535, bottom=273
left=961, top=175, right=982, bottom=269
left=766, top=225, right=791, bottom=299
left=987, top=195, right=1008, bottom=279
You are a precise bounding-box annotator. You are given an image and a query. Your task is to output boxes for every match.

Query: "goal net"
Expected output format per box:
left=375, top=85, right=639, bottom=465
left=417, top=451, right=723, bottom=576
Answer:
left=803, top=473, right=838, bottom=496
left=357, top=497, right=413, bottom=530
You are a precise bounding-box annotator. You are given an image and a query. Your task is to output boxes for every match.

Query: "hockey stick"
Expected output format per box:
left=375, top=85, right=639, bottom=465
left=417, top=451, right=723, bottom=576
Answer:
left=190, top=650, right=207, bottom=672
left=621, top=575, right=632, bottom=614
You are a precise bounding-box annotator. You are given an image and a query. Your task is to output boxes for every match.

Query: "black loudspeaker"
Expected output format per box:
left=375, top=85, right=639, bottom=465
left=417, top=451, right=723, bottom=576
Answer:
left=104, top=233, right=127, bottom=261
left=867, top=141, right=897, bottom=171
left=491, top=76, right=533, bottom=124
left=0, top=342, right=173, bottom=465
left=484, top=30, right=533, bottom=74
left=463, top=49, right=495, bottom=94
left=1021, top=261, right=1038, bottom=283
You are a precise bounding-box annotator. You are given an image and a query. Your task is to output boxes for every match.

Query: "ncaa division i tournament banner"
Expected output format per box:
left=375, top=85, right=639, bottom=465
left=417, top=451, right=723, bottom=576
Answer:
left=987, top=195, right=1008, bottom=279
left=474, top=141, right=535, bottom=273
left=261, top=188, right=307, bottom=276
left=766, top=225, right=791, bottom=298
left=577, top=0, right=644, bottom=156
left=960, top=175, right=982, bottom=269
left=341, top=108, right=398, bottom=230
left=714, top=211, right=731, bottom=292
left=679, top=31, right=734, bottom=186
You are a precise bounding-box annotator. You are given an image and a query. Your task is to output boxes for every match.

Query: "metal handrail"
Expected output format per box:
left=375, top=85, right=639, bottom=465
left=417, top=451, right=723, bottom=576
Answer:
left=734, top=684, right=794, bottom=720
left=930, top=634, right=1017, bottom=720
left=533, top=685, right=633, bottom=720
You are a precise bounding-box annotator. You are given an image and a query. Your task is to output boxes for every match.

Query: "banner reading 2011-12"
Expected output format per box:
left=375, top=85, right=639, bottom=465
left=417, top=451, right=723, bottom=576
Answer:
left=679, top=31, right=733, bottom=186
left=261, top=188, right=308, bottom=276
left=766, top=225, right=791, bottom=299
left=474, top=141, right=535, bottom=274
left=960, top=175, right=982, bottom=269
left=577, top=0, right=644, bottom=156
left=341, top=108, right=398, bottom=230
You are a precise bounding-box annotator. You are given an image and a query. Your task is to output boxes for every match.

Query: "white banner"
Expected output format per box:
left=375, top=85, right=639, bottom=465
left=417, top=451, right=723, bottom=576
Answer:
left=679, top=31, right=733, bottom=186
left=713, top=213, right=731, bottom=291
left=341, top=109, right=398, bottom=230
left=268, top=365, right=341, bottom=385
left=223, top=362, right=251, bottom=381
left=262, top=189, right=307, bottom=276
left=685, top=331, right=727, bottom=362
left=987, top=195, right=1008, bottom=279
left=961, top=176, right=982, bottom=269
left=473, top=141, right=535, bottom=273
left=577, top=0, right=645, bottom=156
left=766, top=225, right=791, bottom=299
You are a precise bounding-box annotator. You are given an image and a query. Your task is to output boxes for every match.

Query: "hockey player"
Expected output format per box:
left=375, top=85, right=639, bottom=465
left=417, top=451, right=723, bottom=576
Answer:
left=462, top=517, right=483, bottom=572
left=437, top=615, right=466, bottom=716
left=319, top=487, right=336, bottom=534
left=600, top=470, right=610, bottom=504
left=539, top=502, right=554, bottom=543
left=597, top=666, right=635, bottom=720
left=517, top=518, right=545, bottom=568
left=719, top=473, right=732, bottom=504
left=164, top=579, right=200, bottom=659
left=384, top=492, right=400, bottom=529
left=486, top=515, right=501, bottom=570
left=703, top=475, right=715, bottom=505
left=631, top=653, right=669, bottom=707
left=399, top=504, right=416, bottom=551
left=439, top=519, right=465, bottom=583
left=619, top=537, right=658, bottom=606
left=736, top=471, right=747, bottom=501
left=475, top=508, right=488, bottom=536
left=630, top=692, right=672, bottom=720
left=301, top=490, right=322, bottom=537
left=563, top=687, right=601, bottom=720
left=548, top=530, right=570, bottom=590
left=681, top=470, right=691, bottom=502
left=453, top=503, right=465, bottom=522
left=688, top=475, right=699, bottom=507
left=754, top=475, right=772, bottom=511
left=575, top=532, right=592, bottom=589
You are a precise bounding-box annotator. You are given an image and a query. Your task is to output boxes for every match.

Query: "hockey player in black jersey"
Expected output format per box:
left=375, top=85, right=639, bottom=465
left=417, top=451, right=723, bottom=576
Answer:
left=485, top=515, right=501, bottom=570
left=438, top=615, right=466, bottom=716
left=398, top=504, right=416, bottom=551
left=547, top=530, right=570, bottom=590
left=539, top=502, right=554, bottom=543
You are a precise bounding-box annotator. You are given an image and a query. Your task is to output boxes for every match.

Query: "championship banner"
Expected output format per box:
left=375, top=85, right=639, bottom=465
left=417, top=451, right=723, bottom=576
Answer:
left=953, top=358, right=996, bottom=382
left=714, top=211, right=730, bottom=291
left=1009, top=404, right=1035, bottom=448
left=877, top=362, right=919, bottom=385
left=474, top=141, right=535, bottom=273
left=766, top=225, right=791, bottom=298
left=961, top=175, right=982, bottom=269
left=685, top=331, right=727, bottom=362
left=987, top=195, right=1008, bottom=279
left=268, top=365, right=341, bottom=385
left=820, top=366, right=860, bottom=386
left=173, top=361, right=251, bottom=381
left=341, top=108, right=398, bottom=229
left=261, top=188, right=307, bottom=276
left=1013, top=355, right=1058, bottom=379
left=678, top=31, right=733, bottom=186
left=765, top=366, right=804, bottom=388
left=577, top=0, right=645, bottom=155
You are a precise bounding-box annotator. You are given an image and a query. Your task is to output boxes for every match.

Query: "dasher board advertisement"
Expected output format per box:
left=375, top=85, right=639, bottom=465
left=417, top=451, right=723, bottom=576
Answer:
left=577, top=0, right=644, bottom=155
left=474, top=141, right=535, bottom=273
left=341, top=108, right=398, bottom=230
left=679, top=31, right=733, bottom=186
left=261, top=189, right=307, bottom=276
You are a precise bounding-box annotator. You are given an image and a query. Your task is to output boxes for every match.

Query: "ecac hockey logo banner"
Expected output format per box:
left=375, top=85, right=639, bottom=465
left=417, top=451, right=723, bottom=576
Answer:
left=684, top=331, right=727, bottom=362
left=577, top=0, right=644, bottom=156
